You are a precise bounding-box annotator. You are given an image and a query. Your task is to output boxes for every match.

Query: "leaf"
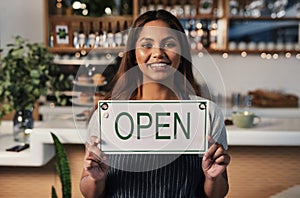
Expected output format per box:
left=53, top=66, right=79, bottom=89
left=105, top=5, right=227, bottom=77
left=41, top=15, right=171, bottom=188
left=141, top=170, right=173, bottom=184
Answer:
left=51, top=186, right=58, bottom=198
left=30, top=70, right=40, bottom=78
left=50, top=132, right=72, bottom=198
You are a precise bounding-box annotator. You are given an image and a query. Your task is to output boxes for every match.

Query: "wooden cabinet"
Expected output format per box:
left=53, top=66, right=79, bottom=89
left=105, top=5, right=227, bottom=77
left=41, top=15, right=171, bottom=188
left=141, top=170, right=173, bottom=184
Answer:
left=45, top=0, right=300, bottom=104
left=46, top=0, right=300, bottom=55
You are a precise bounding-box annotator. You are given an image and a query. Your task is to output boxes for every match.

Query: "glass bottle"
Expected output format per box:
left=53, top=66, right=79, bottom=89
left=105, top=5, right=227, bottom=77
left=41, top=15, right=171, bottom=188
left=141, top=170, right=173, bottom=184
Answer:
left=157, top=0, right=164, bottom=10
left=13, top=108, right=33, bottom=144
left=195, top=20, right=203, bottom=50
left=107, top=22, right=114, bottom=47
left=49, top=32, right=54, bottom=48
left=165, top=0, right=172, bottom=12
left=190, top=0, right=197, bottom=17
left=122, top=20, right=129, bottom=46
left=188, top=19, right=197, bottom=50
left=96, top=21, right=104, bottom=47
left=88, top=21, right=96, bottom=48
left=148, top=0, right=155, bottom=11
left=209, top=20, right=217, bottom=50
left=184, top=0, right=191, bottom=17
left=140, top=0, right=148, bottom=14
left=78, top=21, right=86, bottom=48
left=115, top=21, right=122, bottom=47
left=201, top=20, right=210, bottom=49
left=172, top=0, right=184, bottom=17
left=73, top=31, right=79, bottom=48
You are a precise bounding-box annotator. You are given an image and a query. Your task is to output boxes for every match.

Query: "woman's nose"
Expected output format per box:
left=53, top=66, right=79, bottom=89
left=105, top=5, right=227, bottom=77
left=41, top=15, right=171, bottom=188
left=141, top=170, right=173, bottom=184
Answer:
left=151, top=47, right=165, bottom=58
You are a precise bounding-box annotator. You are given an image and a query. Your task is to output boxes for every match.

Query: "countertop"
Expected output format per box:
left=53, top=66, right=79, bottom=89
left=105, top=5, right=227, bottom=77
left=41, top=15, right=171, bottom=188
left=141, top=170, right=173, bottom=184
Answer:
left=0, top=106, right=300, bottom=166
left=0, top=106, right=87, bottom=166
left=224, top=107, right=300, bottom=146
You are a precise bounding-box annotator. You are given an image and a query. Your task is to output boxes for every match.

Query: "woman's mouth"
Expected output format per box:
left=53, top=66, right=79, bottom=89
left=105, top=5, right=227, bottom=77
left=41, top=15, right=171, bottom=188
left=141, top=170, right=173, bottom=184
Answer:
left=146, top=62, right=170, bottom=71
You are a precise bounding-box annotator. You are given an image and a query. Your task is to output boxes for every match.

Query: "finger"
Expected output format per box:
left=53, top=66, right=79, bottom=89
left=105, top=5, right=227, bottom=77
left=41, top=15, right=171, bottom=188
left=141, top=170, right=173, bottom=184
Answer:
left=87, top=136, right=101, bottom=145
left=93, top=138, right=101, bottom=146
left=211, top=144, right=226, bottom=160
left=215, top=154, right=231, bottom=165
left=84, top=159, right=100, bottom=169
left=203, top=142, right=219, bottom=161
left=86, top=142, right=102, bottom=156
left=88, top=150, right=109, bottom=165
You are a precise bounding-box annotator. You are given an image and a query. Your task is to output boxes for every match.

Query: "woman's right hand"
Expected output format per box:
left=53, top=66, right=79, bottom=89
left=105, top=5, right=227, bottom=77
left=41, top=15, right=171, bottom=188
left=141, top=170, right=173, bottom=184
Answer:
left=84, top=136, right=109, bottom=181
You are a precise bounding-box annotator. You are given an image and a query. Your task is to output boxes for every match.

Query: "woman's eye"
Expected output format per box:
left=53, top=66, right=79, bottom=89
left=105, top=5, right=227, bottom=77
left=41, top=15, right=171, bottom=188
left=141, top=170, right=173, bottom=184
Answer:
left=141, top=43, right=153, bottom=48
left=162, top=42, right=177, bottom=48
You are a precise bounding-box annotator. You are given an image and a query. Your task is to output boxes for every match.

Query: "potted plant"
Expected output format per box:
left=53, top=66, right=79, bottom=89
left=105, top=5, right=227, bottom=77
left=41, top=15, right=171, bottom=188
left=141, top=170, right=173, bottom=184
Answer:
left=0, top=36, right=70, bottom=142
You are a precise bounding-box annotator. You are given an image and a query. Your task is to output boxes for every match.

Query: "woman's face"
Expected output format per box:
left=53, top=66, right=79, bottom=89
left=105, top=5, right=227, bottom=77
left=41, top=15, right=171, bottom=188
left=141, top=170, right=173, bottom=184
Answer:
left=135, top=20, right=181, bottom=83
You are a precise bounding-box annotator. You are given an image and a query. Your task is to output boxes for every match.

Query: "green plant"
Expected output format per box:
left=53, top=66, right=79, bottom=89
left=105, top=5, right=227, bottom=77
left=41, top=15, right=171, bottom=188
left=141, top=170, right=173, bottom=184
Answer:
left=0, top=36, right=70, bottom=119
left=51, top=132, right=71, bottom=198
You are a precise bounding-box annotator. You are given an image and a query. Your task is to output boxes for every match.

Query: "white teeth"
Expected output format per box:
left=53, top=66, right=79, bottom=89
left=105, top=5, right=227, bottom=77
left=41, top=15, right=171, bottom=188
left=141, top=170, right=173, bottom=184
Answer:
left=149, top=63, right=168, bottom=67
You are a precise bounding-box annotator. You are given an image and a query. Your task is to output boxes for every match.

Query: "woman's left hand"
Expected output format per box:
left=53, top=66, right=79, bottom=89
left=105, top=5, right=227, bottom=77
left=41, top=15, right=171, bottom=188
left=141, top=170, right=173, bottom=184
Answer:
left=202, top=138, right=230, bottom=180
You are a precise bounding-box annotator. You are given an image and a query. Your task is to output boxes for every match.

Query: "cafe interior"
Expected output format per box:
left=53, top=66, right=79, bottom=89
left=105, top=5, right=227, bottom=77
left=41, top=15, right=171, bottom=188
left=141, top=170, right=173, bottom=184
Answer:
left=0, top=0, right=300, bottom=197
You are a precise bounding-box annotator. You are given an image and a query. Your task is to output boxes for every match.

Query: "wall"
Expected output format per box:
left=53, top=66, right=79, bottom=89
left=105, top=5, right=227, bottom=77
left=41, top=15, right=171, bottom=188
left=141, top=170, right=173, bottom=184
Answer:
left=192, top=53, right=300, bottom=101
left=0, top=0, right=44, bottom=49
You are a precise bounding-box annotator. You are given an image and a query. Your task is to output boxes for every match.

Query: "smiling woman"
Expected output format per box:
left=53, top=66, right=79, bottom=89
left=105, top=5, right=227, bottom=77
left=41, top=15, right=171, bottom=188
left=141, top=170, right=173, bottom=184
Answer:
left=80, top=10, right=230, bottom=198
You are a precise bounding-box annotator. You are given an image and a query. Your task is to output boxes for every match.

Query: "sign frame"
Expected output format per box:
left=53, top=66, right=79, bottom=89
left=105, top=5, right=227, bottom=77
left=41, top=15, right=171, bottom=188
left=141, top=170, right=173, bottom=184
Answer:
left=98, top=100, right=209, bottom=154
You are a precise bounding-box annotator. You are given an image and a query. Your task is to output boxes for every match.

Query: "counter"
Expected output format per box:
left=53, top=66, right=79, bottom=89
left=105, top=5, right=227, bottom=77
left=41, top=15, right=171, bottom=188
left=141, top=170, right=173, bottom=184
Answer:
left=0, top=106, right=87, bottom=166
left=225, top=107, right=300, bottom=146
left=0, top=106, right=300, bottom=166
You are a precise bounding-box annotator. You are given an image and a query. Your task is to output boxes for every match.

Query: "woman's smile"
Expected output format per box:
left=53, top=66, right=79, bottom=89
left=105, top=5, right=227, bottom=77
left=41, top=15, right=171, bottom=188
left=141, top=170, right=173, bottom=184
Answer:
left=146, top=62, right=171, bottom=72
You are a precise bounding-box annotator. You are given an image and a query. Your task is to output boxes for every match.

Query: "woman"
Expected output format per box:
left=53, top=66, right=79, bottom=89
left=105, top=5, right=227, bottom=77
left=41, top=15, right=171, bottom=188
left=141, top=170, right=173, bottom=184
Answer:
left=80, top=10, right=230, bottom=198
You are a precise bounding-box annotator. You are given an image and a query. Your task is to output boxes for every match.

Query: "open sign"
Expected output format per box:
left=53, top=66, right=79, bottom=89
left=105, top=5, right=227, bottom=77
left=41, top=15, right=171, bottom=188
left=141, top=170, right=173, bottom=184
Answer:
left=98, top=100, right=209, bottom=154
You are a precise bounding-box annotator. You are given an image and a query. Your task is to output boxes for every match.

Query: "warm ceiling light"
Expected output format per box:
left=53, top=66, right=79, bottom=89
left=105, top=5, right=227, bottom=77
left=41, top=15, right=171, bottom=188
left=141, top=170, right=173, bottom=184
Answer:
left=72, top=1, right=81, bottom=9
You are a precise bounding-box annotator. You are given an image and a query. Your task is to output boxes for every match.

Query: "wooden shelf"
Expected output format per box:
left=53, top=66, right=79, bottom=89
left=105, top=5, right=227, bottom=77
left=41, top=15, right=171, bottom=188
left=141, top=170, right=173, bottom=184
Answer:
left=179, top=15, right=224, bottom=20
left=49, top=15, right=133, bottom=23
left=53, top=59, right=117, bottom=66
left=49, top=46, right=126, bottom=54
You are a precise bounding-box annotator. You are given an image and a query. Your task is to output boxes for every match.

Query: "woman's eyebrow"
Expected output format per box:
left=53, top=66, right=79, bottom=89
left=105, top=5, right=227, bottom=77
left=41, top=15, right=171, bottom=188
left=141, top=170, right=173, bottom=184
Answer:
left=138, top=36, right=177, bottom=42
left=161, top=36, right=177, bottom=42
left=138, top=37, right=154, bottom=42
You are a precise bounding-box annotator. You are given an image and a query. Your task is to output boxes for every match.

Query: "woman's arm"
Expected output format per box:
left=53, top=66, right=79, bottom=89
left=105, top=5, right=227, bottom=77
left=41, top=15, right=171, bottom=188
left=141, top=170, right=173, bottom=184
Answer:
left=204, top=170, right=229, bottom=198
left=202, top=141, right=230, bottom=198
left=80, top=137, right=109, bottom=198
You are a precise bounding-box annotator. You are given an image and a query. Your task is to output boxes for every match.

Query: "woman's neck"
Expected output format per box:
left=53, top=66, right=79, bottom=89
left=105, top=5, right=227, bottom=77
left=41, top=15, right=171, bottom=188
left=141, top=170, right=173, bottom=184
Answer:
left=137, top=83, right=179, bottom=100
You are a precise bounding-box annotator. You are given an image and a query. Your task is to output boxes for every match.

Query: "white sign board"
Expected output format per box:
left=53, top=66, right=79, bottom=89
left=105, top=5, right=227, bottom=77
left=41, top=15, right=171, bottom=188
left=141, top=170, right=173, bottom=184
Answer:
left=98, top=100, right=209, bottom=154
